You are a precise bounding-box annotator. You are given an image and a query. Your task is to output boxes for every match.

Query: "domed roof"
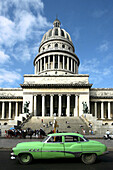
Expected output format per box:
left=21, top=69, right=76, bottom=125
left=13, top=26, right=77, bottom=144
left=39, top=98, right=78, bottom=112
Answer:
left=41, top=18, right=72, bottom=44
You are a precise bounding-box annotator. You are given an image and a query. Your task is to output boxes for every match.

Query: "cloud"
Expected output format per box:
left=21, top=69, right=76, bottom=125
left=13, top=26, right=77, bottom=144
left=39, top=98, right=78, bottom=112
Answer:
left=72, top=27, right=81, bottom=41
left=0, top=68, right=22, bottom=87
left=97, top=41, right=109, bottom=52
left=0, top=51, right=11, bottom=64
left=92, top=9, right=108, bottom=18
left=0, top=0, right=52, bottom=63
left=79, top=58, right=113, bottom=87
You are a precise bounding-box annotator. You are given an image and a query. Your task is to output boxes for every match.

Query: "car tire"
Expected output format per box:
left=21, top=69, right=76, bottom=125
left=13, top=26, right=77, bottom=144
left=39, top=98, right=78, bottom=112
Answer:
left=81, top=153, right=97, bottom=165
left=18, top=153, right=33, bottom=165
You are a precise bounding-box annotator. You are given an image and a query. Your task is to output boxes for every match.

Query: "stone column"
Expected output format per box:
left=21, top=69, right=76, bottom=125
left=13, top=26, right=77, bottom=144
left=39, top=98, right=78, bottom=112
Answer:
left=108, top=102, right=111, bottom=119
left=95, top=102, right=97, bottom=118
left=67, top=94, right=70, bottom=117
left=71, top=59, right=73, bottom=72
left=63, top=56, right=65, bottom=69
left=42, top=94, right=45, bottom=117
left=58, top=95, right=62, bottom=117
left=40, top=59, right=42, bottom=71
left=2, top=102, right=5, bottom=119
left=48, top=56, right=50, bottom=69
left=74, top=95, right=78, bottom=117
left=76, top=63, right=78, bottom=74
left=34, top=95, right=37, bottom=116
left=50, top=94, right=54, bottom=117
left=9, top=102, right=11, bottom=119
left=101, top=102, right=104, bottom=119
left=74, top=61, right=76, bottom=73
left=15, top=102, right=18, bottom=117
left=67, top=57, right=69, bottom=70
left=58, top=55, right=60, bottom=69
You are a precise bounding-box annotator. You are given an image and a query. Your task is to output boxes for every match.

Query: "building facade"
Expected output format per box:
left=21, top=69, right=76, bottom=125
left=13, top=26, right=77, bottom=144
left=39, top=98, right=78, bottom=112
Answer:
left=0, top=19, right=113, bottom=126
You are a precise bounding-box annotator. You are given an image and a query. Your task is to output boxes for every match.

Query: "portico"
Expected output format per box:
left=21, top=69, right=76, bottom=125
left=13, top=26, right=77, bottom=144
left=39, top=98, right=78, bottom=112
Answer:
left=32, top=93, right=79, bottom=117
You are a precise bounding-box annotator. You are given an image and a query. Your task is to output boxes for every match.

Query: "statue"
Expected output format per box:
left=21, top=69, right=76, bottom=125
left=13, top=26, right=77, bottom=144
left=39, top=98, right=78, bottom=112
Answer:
left=82, top=102, right=88, bottom=114
left=24, top=101, right=30, bottom=113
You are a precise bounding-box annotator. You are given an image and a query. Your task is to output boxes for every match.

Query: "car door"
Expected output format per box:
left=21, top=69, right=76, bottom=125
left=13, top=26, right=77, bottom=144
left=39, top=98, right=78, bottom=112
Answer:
left=42, top=136, right=65, bottom=159
left=63, top=135, right=82, bottom=158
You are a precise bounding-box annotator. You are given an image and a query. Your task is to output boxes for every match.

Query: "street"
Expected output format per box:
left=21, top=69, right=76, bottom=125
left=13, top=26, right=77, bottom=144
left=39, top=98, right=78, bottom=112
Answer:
left=0, top=151, right=113, bottom=170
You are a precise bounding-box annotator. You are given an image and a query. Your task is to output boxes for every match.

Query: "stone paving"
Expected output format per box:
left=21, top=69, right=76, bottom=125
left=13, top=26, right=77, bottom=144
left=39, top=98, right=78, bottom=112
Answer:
left=0, top=135, right=113, bottom=151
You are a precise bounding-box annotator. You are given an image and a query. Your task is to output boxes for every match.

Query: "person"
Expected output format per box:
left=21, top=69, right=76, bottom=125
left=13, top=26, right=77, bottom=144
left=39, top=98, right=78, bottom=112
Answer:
left=106, top=130, right=110, bottom=139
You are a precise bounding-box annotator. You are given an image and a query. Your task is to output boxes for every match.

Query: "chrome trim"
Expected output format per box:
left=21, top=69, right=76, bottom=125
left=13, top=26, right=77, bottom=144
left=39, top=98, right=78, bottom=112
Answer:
left=11, top=156, right=16, bottom=160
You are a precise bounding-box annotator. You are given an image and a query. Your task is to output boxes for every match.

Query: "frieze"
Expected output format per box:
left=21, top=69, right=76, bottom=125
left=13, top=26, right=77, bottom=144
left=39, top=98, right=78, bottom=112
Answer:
left=90, top=89, right=113, bottom=97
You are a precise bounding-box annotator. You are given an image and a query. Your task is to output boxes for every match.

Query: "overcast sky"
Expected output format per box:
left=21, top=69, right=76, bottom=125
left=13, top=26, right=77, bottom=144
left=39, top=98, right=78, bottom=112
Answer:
left=0, top=0, right=113, bottom=88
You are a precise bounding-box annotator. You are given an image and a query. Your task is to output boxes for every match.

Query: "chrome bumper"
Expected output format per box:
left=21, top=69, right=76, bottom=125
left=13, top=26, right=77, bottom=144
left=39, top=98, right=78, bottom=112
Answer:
left=103, top=151, right=109, bottom=155
left=11, top=152, right=17, bottom=160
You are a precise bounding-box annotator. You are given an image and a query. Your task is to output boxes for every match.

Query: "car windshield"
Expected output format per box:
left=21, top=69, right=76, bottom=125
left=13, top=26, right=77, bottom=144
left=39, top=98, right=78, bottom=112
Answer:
left=83, top=136, right=89, bottom=141
left=42, top=136, right=50, bottom=142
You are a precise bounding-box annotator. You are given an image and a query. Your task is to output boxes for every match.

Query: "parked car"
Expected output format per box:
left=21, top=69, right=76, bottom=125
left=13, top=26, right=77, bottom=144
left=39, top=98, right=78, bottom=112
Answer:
left=103, top=134, right=113, bottom=140
left=11, top=133, right=108, bottom=165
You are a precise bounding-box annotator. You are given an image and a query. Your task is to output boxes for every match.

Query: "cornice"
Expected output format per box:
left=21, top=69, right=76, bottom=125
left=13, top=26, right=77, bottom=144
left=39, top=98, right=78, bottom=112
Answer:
left=20, top=83, right=92, bottom=88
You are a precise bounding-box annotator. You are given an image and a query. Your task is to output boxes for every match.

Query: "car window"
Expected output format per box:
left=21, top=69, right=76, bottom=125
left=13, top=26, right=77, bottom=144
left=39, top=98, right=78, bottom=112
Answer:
left=64, top=136, right=79, bottom=142
left=47, top=136, right=62, bottom=143
left=42, top=136, right=50, bottom=142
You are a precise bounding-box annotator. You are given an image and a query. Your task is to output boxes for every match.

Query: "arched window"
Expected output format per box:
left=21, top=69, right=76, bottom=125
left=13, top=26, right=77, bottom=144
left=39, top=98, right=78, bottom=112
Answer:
left=61, top=30, right=64, bottom=37
left=62, top=44, right=65, bottom=48
left=55, top=43, right=58, bottom=48
left=67, top=34, right=69, bottom=40
left=55, top=29, right=58, bottom=35
left=48, top=44, right=51, bottom=48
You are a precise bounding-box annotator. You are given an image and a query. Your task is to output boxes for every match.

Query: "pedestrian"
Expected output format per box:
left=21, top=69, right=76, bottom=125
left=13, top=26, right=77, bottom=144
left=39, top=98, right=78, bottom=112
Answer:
left=106, top=130, right=110, bottom=139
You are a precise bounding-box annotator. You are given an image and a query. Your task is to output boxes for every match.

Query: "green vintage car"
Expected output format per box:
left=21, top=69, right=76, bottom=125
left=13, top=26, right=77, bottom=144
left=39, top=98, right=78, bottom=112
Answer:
left=11, top=133, right=108, bottom=165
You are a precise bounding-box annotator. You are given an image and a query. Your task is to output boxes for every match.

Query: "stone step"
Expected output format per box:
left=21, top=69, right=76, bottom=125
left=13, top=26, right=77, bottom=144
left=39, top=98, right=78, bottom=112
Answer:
left=22, top=116, right=90, bottom=135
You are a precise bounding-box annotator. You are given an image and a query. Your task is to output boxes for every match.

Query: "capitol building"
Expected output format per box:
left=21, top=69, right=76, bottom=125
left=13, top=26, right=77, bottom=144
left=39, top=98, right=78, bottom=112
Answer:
left=0, top=19, right=113, bottom=131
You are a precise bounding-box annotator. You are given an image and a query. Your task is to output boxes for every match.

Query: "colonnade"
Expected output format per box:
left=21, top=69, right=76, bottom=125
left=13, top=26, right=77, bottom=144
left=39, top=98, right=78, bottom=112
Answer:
left=90, top=101, right=113, bottom=119
left=35, top=55, right=78, bottom=74
left=33, top=94, right=79, bottom=117
left=0, top=101, right=23, bottom=119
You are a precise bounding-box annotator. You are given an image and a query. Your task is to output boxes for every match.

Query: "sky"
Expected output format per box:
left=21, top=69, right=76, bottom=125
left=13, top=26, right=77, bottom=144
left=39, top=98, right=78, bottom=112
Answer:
left=0, top=0, right=113, bottom=88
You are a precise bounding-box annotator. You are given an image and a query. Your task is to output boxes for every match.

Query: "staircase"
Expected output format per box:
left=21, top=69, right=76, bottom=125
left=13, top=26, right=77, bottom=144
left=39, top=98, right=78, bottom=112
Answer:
left=22, top=116, right=90, bottom=135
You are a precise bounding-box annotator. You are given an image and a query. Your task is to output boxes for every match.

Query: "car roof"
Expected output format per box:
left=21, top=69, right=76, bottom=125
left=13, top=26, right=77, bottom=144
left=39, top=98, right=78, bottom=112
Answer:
left=48, top=133, right=83, bottom=138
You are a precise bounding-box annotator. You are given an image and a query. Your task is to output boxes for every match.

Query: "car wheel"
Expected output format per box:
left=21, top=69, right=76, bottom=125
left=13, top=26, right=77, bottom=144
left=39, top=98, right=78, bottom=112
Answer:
left=81, top=153, right=97, bottom=165
left=18, top=153, right=33, bottom=165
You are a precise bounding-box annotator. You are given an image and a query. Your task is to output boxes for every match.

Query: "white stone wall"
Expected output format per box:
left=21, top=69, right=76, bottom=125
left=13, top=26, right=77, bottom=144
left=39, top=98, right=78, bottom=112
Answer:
left=90, top=88, right=113, bottom=97
left=0, top=88, right=23, bottom=97
left=23, top=74, right=89, bottom=85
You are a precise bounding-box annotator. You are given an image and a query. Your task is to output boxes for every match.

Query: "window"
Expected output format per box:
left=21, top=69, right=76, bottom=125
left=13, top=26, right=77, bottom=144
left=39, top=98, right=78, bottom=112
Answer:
left=67, top=34, right=69, bottom=40
left=65, top=136, right=79, bottom=142
left=62, top=44, right=65, bottom=48
left=55, top=29, right=58, bottom=35
left=47, top=136, right=62, bottom=143
left=55, top=43, right=58, bottom=48
left=55, top=55, right=58, bottom=68
left=48, top=44, right=51, bottom=48
left=61, top=30, right=64, bottom=37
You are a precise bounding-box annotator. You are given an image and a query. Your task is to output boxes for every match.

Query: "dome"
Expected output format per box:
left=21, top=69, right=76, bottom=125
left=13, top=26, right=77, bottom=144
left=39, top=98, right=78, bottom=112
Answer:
left=34, top=18, right=80, bottom=76
left=41, top=18, right=72, bottom=44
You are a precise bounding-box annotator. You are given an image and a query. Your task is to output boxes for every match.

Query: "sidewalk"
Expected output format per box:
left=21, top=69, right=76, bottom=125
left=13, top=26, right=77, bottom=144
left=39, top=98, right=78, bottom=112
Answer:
left=0, top=135, right=113, bottom=151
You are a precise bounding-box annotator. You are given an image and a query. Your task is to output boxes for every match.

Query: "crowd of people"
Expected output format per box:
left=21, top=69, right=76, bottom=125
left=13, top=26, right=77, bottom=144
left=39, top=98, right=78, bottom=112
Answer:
left=5, top=127, right=46, bottom=139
